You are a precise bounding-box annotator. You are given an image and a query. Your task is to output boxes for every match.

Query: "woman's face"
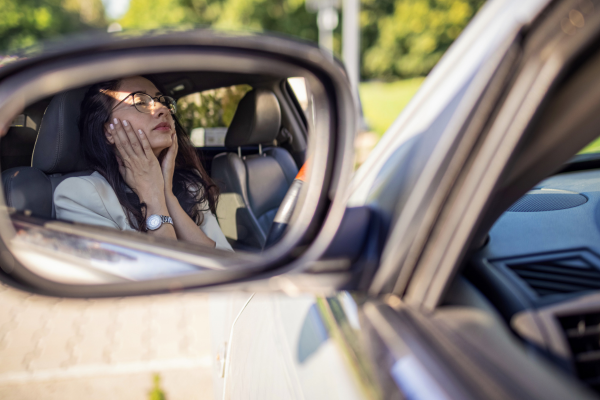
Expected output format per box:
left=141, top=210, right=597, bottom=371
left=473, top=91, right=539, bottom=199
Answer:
left=107, top=76, right=175, bottom=157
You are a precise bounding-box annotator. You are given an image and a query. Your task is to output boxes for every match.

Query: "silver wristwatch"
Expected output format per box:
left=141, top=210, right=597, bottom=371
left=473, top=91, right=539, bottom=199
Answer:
left=146, top=214, right=173, bottom=231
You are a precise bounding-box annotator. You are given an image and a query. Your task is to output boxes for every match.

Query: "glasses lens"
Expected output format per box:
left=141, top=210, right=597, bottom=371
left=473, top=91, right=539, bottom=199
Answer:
left=159, top=96, right=177, bottom=114
left=133, top=93, right=153, bottom=113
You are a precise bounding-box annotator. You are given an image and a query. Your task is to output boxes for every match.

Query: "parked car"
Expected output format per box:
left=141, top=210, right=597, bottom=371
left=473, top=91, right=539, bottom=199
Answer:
left=3, top=0, right=600, bottom=398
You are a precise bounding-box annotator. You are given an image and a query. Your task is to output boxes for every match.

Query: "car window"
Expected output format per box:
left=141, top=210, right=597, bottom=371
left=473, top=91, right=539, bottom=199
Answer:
left=10, top=114, right=37, bottom=130
left=580, top=136, right=600, bottom=154
left=176, top=84, right=252, bottom=147
left=287, top=77, right=309, bottom=113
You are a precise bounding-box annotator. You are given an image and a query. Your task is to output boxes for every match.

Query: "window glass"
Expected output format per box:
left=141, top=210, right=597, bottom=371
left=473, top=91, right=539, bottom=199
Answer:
left=10, top=114, right=37, bottom=130
left=176, top=84, right=252, bottom=147
left=287, top=77, right=308, bottom=113
left=287, top=77, right=314, bottom=128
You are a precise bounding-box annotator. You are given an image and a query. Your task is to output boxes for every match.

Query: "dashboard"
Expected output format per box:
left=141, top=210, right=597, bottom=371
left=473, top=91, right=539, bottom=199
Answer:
left=468, top=167, right=600, bottom=394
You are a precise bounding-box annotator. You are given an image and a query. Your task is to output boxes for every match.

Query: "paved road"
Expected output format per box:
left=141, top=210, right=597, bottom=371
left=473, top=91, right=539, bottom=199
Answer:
left=0, top=283, right=214, bottom=400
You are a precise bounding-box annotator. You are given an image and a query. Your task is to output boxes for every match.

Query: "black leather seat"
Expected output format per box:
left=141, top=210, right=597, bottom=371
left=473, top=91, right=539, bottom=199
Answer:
left=2, top=88, right=91, bottom=218
left=212, top=89, right=298, bottom=250
left=1, top=127, right=37, bottom=172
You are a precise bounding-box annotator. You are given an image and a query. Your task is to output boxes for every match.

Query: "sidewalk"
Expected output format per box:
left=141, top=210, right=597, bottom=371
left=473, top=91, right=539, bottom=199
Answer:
left=0, top=283, right=214, bottom=400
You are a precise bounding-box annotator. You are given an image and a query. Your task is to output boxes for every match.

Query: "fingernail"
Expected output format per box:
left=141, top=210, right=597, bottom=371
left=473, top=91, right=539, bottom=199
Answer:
left=113, top=118, right=118, bottom=124
left=109, top=124, right=114, bottom=130
left=122, top=120, right=128, bottom=127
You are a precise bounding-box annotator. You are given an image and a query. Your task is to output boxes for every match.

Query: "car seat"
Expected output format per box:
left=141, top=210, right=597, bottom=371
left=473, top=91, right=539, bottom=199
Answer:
left=1, top=126, right=38, bottom=172
left=211, top=89, right=299, bottom=250
left=2, top=87, right=92, bottom=218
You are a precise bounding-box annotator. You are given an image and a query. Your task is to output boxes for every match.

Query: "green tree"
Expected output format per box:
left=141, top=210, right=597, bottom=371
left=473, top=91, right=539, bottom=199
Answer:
left=0, top=0, right=106, bottom=54
left=119, top=0, right=197, bottom=30
left=176, top=84, right=251, bottom=132
left=119, top=0, right=320, bottom=47
left=363, top=0, right=485, bottom=79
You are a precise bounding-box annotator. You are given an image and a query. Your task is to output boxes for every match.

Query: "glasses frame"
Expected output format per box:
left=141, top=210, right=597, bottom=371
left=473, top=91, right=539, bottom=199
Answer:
left=111, top=91, right=177, bottom=114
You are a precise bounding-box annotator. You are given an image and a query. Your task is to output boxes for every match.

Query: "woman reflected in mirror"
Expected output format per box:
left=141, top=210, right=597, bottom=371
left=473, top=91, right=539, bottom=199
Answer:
left=54, top=76, right=233, bottom=252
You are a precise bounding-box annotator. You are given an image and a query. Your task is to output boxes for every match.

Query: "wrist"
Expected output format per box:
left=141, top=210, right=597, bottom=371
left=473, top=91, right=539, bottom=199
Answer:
left=164, top=179, right=173, bottom=193
left=164, top=190, right=176, bottom=201
left=140, top=193, right=168, bottom=215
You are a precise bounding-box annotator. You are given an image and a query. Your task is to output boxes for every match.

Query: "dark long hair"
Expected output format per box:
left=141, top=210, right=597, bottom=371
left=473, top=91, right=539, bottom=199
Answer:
left=79, top=79, right=219, bottom=231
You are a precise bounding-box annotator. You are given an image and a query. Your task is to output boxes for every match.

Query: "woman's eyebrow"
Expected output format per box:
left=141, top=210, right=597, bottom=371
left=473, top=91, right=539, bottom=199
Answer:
left=155, top=91, right=162, bottom=96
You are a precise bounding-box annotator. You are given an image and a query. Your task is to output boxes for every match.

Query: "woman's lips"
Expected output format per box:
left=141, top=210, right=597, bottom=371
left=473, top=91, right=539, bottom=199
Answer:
left=153, top=122, right=171, bottom=131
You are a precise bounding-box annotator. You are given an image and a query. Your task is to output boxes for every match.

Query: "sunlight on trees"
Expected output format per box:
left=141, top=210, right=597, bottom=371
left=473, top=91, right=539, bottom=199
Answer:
left=363, top=0, right=485, bottom=78
left=0, top=0, right=485, bottom=81
left=0, top=0, right=105, bottom=53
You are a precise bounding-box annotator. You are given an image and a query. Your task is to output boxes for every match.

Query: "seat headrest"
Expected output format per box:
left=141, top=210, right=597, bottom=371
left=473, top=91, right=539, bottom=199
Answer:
left=32, top=87, right=89, bottom=174
left=225, top=89, right=282, bottom=147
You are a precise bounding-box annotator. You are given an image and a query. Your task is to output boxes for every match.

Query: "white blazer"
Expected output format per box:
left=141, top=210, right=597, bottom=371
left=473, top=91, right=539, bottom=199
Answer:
left=54, top=171, right=234, bottom=252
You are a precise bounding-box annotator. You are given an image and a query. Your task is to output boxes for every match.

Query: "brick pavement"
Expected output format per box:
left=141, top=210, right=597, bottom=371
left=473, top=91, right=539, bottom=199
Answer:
left=0, top=283, right=215, bottom=400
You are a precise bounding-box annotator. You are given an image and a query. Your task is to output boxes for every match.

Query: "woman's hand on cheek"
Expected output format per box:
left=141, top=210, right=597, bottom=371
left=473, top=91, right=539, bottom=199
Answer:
left=161, top=132, right=178, bottom=195
left=108, top=119, right=166, bottom=209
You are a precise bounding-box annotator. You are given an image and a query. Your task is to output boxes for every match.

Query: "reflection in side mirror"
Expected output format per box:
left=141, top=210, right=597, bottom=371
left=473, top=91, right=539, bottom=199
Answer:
left=0, top=32, right=356, bottom=295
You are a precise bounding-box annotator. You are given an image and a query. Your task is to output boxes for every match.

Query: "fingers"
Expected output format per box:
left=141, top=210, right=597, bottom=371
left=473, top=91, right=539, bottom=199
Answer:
left=115, top=154, right=127, bottom=176
left=109, top=118, right=144, bottom=160
left=172, top=132, right=178, bottom=151
left=107, top=121, right=134, bottom=162
left=136, top=128, right=154, bottom=158
left=120, top=118, right=146, bottom=158
left=161, top=133, right=178, bottom=168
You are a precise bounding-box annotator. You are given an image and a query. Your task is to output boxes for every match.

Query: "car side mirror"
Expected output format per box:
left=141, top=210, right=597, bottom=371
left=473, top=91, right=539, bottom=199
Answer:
left=0, top=31, right=357, bottom=297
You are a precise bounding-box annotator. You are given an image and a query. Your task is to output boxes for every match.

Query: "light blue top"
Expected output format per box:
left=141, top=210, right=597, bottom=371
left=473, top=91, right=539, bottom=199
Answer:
left=54, top=171, right=233, bottom=252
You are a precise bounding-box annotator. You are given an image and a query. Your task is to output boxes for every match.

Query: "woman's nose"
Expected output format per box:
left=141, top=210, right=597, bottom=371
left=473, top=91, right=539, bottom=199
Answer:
left=151, top=101, right=169, bottom=116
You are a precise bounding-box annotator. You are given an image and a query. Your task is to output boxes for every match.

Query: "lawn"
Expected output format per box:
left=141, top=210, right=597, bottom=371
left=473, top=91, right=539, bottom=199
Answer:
left=359, top=79, right=600, bottom=156
left=358, top=78, right=425, bottom=137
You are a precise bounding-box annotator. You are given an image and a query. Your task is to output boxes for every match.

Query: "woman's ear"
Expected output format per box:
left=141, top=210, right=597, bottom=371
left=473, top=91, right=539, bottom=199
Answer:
left=104, top=124, right=115, bottom=144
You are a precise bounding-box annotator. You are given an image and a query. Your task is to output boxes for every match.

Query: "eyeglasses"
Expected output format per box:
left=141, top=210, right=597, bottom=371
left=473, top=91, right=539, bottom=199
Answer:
left=111, top=92, right=177, bottom=114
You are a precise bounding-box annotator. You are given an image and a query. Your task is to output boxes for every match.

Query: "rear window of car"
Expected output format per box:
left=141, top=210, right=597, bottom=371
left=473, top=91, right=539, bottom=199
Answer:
left=176, top=84, right=252, bottom=147
left=10, top=114, right=37, bottom=130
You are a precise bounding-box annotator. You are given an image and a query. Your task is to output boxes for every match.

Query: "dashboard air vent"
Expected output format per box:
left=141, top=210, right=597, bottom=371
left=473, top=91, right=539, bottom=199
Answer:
left=507, top=256, right=600, bottom=297
left=559, top=312, right=600, bottom=393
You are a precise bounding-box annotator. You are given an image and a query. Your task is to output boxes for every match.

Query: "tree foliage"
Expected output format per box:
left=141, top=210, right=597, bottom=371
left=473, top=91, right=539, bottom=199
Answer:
left=120, top=0, right=320, bottom=45
left=119, top=0, right=484, bottom=79
left=0, top=0, right=106, bottom=53
left=0, top=0, right=485, bottom=79
left=176, top=84, right=252, bottom=132
left=362, top=0, right=485, bottom=78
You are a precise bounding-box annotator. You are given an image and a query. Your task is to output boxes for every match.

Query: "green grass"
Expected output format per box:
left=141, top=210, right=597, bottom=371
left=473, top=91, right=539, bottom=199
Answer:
left=359, top=78, right=425, bottom=137
left=580, top=137, right=600, bottom=154
left=359, top=79, right=600, bottom=156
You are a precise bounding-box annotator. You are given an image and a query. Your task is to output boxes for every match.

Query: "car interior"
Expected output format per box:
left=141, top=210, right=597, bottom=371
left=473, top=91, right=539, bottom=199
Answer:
left=456, top=162, right=600, bottom=395
left=438, top=40, right=600, bottom=397
left=0, top=71, right=310, bottom=253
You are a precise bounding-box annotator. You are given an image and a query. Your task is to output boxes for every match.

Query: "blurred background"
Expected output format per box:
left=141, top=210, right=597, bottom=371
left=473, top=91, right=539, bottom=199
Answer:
left=0, top=0, right=485, bottom=163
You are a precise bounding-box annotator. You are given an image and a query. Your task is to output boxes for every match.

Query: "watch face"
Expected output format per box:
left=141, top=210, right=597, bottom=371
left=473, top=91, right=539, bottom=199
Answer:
left=146, top=215, right=162, bottom=230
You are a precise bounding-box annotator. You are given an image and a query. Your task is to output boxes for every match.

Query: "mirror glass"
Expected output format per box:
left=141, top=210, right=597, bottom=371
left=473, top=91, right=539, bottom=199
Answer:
left=0, top=48, right=332, bottom=286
